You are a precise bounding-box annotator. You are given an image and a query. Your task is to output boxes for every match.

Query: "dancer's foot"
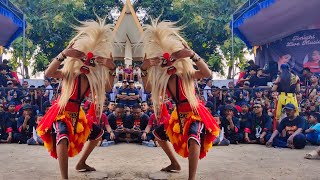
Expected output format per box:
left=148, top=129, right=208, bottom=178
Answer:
left=76, top=163, right=96, bottom=172
left=161, top=163, right=181, bottom=172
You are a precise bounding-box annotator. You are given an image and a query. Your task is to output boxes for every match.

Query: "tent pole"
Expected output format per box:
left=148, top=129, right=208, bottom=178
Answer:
left=22, top=14, right=25, bottom=81
left=231, top=15, right=235, bottom=82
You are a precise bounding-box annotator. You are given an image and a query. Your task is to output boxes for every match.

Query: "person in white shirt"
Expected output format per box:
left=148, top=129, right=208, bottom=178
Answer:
left=115, top=65, right=124, bottom=82
left=203, top=80, right=213, bottom=102
left=44, top=79, right=53, bottom=101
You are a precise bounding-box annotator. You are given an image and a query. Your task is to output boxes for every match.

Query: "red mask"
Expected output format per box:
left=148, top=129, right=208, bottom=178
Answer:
left=80, top=52, right=96, bottom=74
left=161, top=53, right=177, bottom=75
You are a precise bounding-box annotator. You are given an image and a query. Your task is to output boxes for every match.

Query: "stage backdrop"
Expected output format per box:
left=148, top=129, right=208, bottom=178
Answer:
left=256, top=29, right=320, bottom=77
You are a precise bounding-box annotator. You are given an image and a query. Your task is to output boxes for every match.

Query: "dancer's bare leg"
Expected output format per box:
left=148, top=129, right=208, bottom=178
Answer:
left=156, top=138, right=181, bottom=172
left=188, top=139, right=200, bottom=180
left=75, top=137, right=101, bottom=171
left=57, top=139, right=69, bottom=179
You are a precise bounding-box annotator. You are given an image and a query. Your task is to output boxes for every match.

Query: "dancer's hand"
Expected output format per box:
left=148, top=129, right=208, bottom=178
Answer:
left=171, top=43, right=195, bottom=60
left=96, top=53, right=115, bottom=69
left=62, top=48, right=85, bottom=59
left=141, top=54, right=161, bottom=70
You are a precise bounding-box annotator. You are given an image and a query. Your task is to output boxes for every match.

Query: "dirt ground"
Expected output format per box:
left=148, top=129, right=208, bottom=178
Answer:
left=0, top=143, right=318, bottom=180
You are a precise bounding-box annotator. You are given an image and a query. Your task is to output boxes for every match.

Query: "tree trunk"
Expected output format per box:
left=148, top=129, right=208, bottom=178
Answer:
left=227, top=65, right=233, bottom=79
left=24, top=65, right=30, bottom=79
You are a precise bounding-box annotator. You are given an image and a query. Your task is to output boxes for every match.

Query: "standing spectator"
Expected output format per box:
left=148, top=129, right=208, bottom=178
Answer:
left=220, top=105, right=241, bottom=144
left=126, top=80, right=140, bottom=107
left=0, top=66, right=7, bottom=87
left=305, top=112, right=320, bottom=145
left=244, top=102, right=272, bottom=144
left=14, top=104, right=36, bottom=144
left=266, top=103, right=306, bottom=149
left=203, top=80, right=213, bottom=102
left=21, top=80, right=30, bottom=97
left=43, top=79, right=53, bottom=102
left=307, top=74, right=319, bottom=98
left=301, top=67, right=312, bottom=86
left=256, top=68, right=268, bottom=87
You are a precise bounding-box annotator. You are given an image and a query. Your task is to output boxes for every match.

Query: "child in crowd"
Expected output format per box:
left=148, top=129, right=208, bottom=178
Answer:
left=213, top=115, right=230, bottom=146
left=305, top=112, right=320, bottom=145
left=27, top=114, right=44, bottom=145
left=220, top=105, right=241, bottom=144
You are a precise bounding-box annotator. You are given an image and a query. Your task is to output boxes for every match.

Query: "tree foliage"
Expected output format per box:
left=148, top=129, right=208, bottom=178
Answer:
left=9, top=0, right=248, bottom=78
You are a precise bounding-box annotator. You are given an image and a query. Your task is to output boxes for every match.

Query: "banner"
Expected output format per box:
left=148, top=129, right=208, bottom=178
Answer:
left=256, top=29, right=320, bottom=77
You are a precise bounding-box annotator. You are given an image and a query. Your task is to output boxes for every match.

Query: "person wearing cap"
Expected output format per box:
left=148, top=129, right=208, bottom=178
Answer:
left=266, top=103, right=306, bottom=149
left=3, top=102, right=18, bottom=132
left=305, top=112, right=320, bottom=145
left=14, top=104, right=36, bottom=144
left=244, top=103, right=272, bottom=144
left=126, top=80, right=140, bottom=107
left=220, top=105, right=241, bottom=144
left=272, top=63, right=300, bottom=122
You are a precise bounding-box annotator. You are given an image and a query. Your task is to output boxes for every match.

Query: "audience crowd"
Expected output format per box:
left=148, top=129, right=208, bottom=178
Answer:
left=1, top=60, right=320, bottom=151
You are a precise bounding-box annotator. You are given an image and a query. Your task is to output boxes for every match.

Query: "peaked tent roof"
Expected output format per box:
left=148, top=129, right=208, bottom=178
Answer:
left=232, top=0, right=320, bottom=48
left=0, top=0, right=26, bottom=48
left=113, top=0, right=144, bottom=60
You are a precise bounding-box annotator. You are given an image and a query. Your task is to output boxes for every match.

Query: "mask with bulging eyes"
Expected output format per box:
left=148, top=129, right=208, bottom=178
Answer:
left=161, top=53, right=177, bottom=75
left=80, top=52, right=96, bottom=74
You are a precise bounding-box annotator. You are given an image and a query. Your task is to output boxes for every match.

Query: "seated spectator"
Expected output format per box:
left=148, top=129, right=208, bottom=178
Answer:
left=0, top=66, right=7, bottom=87
left=244, top=103, right=272, bottom=144
left=141, top=101, right=153, bottom=117
left=305, top=112, right=320, bottom=145
left=205, top=101, right=214, bottom=115
left=213, top=115, right=230, bottom=146
left=117, top=80, right=128, bottom=104
left=106, top=103, right=127, bottom=143
left=133, top=65, right=141, bottom=82
left=115, top=65, right=124, bottom=82
left=239, top=103, right=252, bottom=141
left=27, top=114, right=44, bottom=145
left=234, top=90, right=248, bottom=106
left=17, top=97, right=38, bottom=118
left=126, top=80, right=140, bottom=107
left=4, top=102, right=18, bottom=132
left=220, top=105, right=241, bottom=144
left=0, top=105, right=13, bottom=143
left=104, top=101, right=115, bottom=116
left=42, top=101, right=51, bottom=114
left=125, top=104, right=150, bottom=143
left=14, top=104, right=36, bottom=144
left=266, top=103, right=306, bottom=149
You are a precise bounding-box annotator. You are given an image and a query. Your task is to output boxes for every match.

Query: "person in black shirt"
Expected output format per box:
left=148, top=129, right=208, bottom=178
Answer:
left=239, top=102, right=252, bottom=142
left=126, top=80, right=140, bottom=107
left=256, top=68, right=268, bottom=87
left=0, top=104, right=13, bottom=143
left=220, top=105, right=241, bottom=144
left=106, top=103, right=126, bottom=143
left=4, top=102, right=18, bottom=132
left=14, top=104, right=36, bottom=144
left=125, top=104, right=150, bottom=143
left=244, top=103, right=272, bottom=144
left=266, top=103, right=306, bottom=149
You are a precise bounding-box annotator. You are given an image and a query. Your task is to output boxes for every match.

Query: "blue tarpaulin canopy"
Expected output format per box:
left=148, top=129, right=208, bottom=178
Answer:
left=231, top=0, right=320, bottom=48
left=0, top=0, right=26, bottom=48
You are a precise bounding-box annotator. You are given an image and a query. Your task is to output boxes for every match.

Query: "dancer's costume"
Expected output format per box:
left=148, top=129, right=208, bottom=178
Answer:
left=37, top=19, right=113, bottom=159
left=275, top=73, right=299, bottom=120
left=144, top=20, right=220, bottom=159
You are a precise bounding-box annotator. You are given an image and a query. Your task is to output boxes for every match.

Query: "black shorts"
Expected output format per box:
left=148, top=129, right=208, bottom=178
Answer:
left=53, top=121, right=104, bottom=145
left=152, top=121, right=204, bottom=146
